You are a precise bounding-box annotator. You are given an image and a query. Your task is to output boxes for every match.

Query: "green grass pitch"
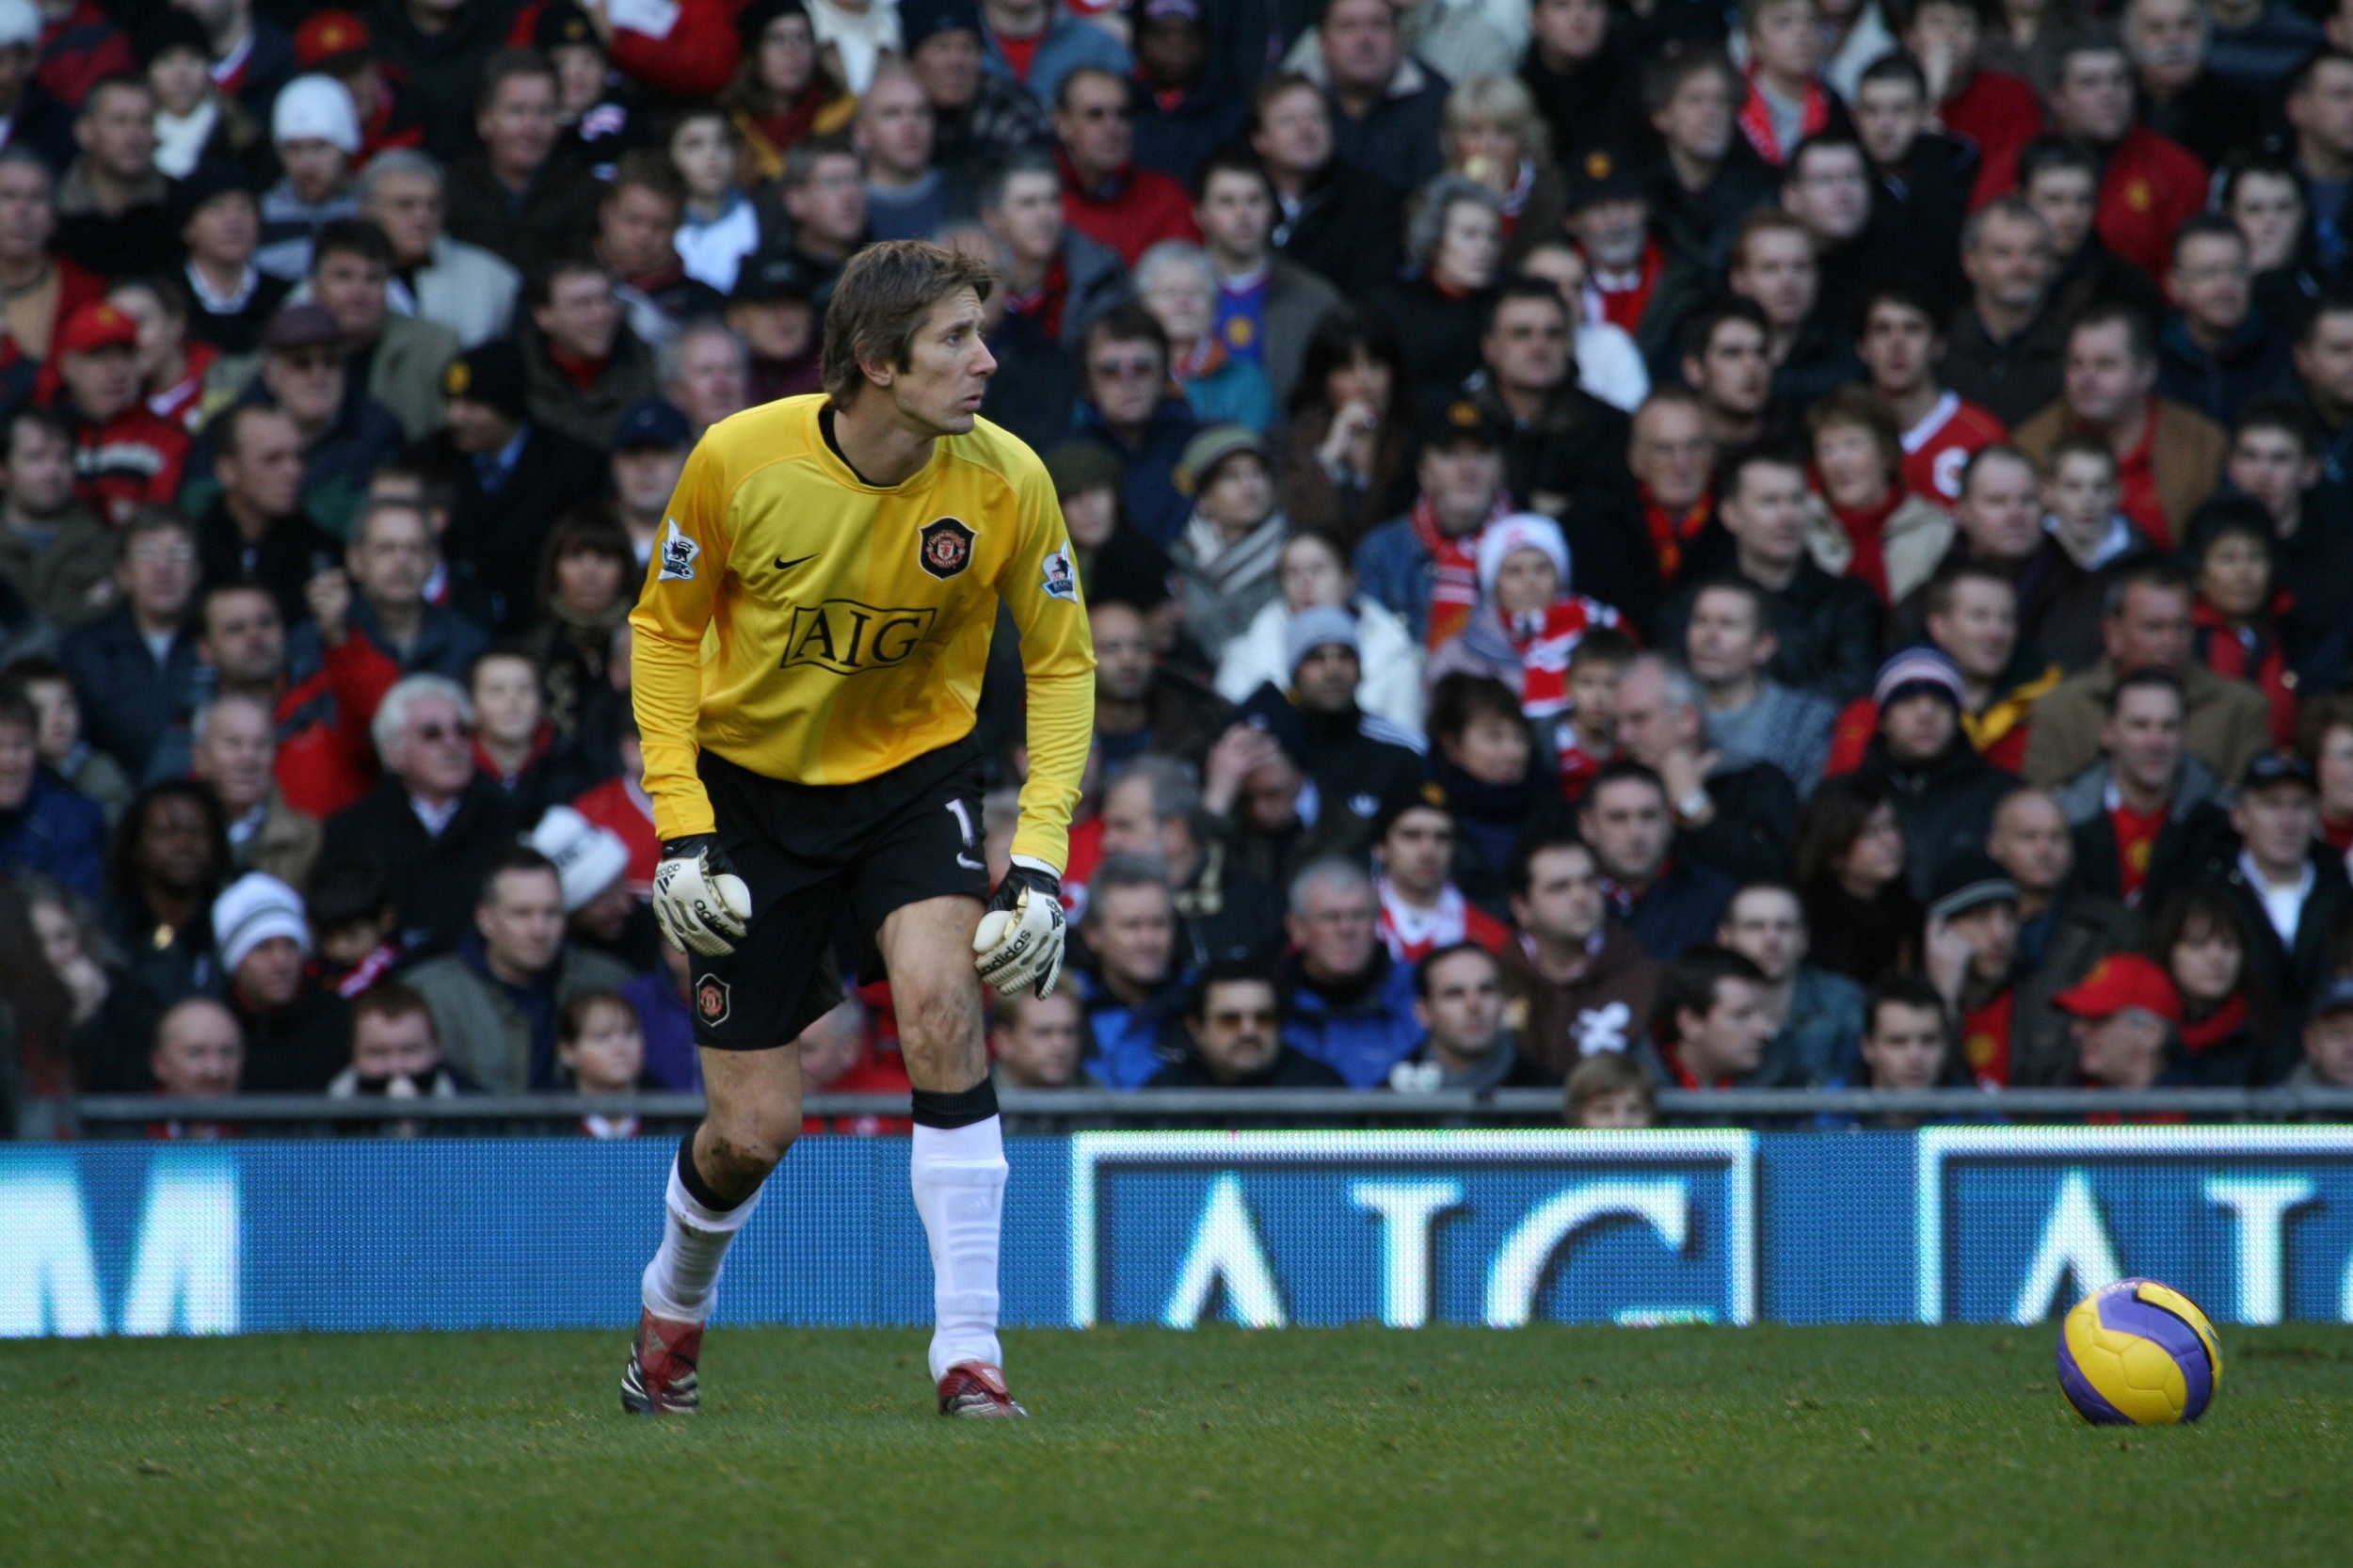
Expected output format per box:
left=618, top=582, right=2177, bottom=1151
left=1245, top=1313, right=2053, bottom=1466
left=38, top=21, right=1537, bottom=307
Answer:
left=5, top=1324, right=2352, bottom=1567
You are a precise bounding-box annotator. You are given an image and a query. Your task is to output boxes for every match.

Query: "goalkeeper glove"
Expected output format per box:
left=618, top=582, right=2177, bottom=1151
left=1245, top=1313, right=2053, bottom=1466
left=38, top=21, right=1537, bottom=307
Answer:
left=972, top=863, right=1066, bottom=999
left=652, top=835, right=753, bottom=958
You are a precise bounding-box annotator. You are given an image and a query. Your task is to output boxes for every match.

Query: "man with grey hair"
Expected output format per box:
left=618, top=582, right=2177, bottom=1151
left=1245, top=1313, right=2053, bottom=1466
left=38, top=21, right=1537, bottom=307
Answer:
left=1942, top=197, right=2070, bottom=427
left=659, top=319, right=752, bottom=437
left=1678, top=580, right=1835, bottom=794
left=1071, top=851, right=1191, bottom=1087
left=359, top=148, right=520, bottom=347
left=322, top=671, right=519, bottom=949
left=1612, top=650, right=1800, bottom=885
left=1096, top=754, right=1283, bottom=963
left=1278, top=855, right=1421, bottom=1086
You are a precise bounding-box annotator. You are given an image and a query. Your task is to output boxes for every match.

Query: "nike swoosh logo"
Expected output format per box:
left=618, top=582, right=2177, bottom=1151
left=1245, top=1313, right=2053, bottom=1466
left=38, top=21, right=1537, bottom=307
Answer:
left=775, top=554, right=817, bottom=571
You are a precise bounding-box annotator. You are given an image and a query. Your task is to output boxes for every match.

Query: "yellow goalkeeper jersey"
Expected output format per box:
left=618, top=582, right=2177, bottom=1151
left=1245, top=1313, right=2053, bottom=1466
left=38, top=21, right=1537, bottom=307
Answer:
left=628, top=394, right=1096, bottom=872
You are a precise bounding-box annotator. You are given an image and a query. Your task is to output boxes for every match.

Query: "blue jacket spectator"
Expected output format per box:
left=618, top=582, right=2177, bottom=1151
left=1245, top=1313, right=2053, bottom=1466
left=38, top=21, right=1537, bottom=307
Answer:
left=1072, top=854, right=1193, bottom=1087
left=1352, top=399, right=1512, bottom=644
left=0, top=747, right=107, bottom=900
left=1277, top=858, right=1422, bottom=1087
left=1073, top=301, right=1198, bottom=545
left=1572, top=760, right=1737, bottom=962
left=58, top=515, right=204, bottom=782
left=1304, top=0, right=1449, bottom=193
left=983, top=4, right=1131, bottom=111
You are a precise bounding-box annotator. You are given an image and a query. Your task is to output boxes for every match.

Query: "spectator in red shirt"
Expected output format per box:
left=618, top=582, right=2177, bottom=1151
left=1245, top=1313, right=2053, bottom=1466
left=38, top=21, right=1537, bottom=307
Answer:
left=44, top=299, right=188, bottom=528
left=2014, top=303, right=2225, bottom=550
left=1856, top=281, right=2009, bottom=507
left=1982, top=27, right=2206, bottom=281
left=1053, top=64, right=1198, bottom=266
left=1898, top=0, right=2042, bottom=207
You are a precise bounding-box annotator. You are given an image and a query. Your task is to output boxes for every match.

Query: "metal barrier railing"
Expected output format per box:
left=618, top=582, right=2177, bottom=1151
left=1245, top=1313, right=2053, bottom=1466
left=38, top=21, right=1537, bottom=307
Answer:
left=56, top=1084, right=2353, bottom=1135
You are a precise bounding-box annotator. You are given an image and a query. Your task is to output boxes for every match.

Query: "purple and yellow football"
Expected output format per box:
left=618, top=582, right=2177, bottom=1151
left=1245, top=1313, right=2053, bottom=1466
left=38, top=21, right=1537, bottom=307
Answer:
left=2057, top=1279, right=2224, bottom=1426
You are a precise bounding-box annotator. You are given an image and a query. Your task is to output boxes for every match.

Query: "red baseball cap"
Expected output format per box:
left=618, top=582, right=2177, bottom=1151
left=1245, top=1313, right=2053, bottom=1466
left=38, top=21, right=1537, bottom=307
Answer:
left=54, top=302, right=139, bottom=357
left=295, top=10, right=373, bottom=72
left=2052, top=953, right=2182, bottom=1022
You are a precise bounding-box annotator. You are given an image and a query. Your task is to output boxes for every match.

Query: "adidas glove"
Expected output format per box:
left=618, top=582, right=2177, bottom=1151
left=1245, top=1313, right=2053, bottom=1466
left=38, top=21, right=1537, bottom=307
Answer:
left=971, top=863, right=1066, bottom=999
left=652, top=835, right=753, bottom=958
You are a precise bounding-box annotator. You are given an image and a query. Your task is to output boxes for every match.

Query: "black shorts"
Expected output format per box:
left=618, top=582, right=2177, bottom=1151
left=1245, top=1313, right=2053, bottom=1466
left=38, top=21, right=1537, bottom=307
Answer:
left=689, top=738, right=989, bottom=1049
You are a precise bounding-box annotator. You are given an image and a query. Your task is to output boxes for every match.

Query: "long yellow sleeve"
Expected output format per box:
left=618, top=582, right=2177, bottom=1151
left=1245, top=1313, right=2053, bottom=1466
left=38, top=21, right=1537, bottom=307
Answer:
left=992, top=460, right=1096, bottom=874
left=629, top=433, right=729, bottom=842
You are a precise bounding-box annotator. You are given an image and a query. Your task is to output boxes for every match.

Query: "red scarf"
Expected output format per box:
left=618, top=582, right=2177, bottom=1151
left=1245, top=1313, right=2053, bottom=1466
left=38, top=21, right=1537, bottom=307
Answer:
left=2108, top=798, right=2168, bottom=905
left=1413, top=492, right=1508, bottom=649
left=1555, top=733, right=1609, bottom=799
left=1587, top=237, right=1666, bottom=335
left=2178, top=993, right=2249, bottom=1053
left=548, top=344, right=607, bottom=392
left=1641, top=489, right=1711, bottom=585
left=1006, top=251, right=1070, bottom=344
left=1961, top=987, right=2015, bottom=1089
left=2194, top=593, right=2297, bottom=749
left=1737, top=68, right=1833, bottom=165
left=1509, top=597, right=1623, bottom=718
left=1828, top=488, right=1900, bottom=603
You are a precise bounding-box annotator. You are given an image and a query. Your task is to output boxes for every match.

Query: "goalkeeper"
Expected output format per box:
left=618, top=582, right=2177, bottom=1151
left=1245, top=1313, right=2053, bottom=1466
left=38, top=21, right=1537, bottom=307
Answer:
left=621, top=241, right=1094, bottom=1420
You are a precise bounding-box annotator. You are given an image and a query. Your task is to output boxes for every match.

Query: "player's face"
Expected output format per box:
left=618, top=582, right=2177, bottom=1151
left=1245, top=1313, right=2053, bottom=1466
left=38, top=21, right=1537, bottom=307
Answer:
left=887, top=288, right=995, bottom=436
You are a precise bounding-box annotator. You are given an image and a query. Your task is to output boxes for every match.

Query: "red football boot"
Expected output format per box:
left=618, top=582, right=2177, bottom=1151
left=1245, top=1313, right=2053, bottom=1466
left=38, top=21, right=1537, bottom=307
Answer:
left=620, top=1308, right=703, bottom=1415
left=936, top=1360, right=1028, bottom=1418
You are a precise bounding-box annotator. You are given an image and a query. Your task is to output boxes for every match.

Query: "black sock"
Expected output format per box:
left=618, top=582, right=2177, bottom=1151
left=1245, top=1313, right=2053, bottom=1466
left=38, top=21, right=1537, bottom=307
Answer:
left=910, top=1080, right=1000, bottom=1128
left=676, top=1131, right=747, bottom=1213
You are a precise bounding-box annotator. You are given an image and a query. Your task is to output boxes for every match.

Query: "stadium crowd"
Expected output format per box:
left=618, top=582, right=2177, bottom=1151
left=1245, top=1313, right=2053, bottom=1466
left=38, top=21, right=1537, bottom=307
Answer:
left=9, top=0, right=2353, bottom=1137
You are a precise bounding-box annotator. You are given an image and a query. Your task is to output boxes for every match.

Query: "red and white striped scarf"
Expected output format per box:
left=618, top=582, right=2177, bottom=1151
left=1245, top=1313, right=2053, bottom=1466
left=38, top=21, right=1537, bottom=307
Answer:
left=1414, top=491, right=1514, bottom=649
left=1511, top=596, right=1623, bottom=717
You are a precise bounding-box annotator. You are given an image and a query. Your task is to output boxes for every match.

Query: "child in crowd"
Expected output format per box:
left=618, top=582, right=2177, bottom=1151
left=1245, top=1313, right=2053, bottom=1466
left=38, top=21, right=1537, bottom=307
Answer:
left=1556, top=628, right=1635, bottom=799
left=307, top=855, right=401, bottom=999
left=1566, top=1051, right=1658, bottom=1128
left=559, top=989, right=655, bottom=1138
left=1429, top=512, right=1626, bottom=725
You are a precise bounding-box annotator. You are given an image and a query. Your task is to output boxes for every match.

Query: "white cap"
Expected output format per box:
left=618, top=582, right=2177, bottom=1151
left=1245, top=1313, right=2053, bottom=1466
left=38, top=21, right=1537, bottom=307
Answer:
left=272, top=73, right=361, bottom=155
left=1475, top=512, right=1571, bottom=600
left=0, top=0, right=39, bottom=51
left=213, top=872, right=312, bottom=974
left=527, top=806, right=632, bottom=914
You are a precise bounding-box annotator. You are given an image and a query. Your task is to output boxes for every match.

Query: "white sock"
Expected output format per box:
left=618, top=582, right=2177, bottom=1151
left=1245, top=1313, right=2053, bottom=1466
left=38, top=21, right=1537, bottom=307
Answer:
left=910, top=1115, right=1007, bottom=1383
left=641, top=1152, right=763, bottom=1323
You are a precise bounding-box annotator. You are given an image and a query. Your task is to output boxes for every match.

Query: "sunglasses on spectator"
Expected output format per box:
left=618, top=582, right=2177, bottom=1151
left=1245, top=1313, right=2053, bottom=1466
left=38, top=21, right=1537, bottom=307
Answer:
left=412, top=719, right=474, bottom=744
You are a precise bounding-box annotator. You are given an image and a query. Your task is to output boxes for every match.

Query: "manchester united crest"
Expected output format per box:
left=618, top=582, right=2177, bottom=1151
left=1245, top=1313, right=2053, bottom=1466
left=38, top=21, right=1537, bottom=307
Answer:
left=918, top=516, right=976, bottom=580
left=696, top=976, right=731, bottom=1026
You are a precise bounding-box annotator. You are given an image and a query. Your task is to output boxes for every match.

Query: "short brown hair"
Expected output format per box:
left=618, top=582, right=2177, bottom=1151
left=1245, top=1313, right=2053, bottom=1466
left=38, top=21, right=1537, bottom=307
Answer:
left=1805, top=384, right=1901, bottom=472
left=351, top=981, right=436, bottom=1036
left=1565, top=1051, right=1656, bottom=1123
left=821, top=239, right=995, bottom=403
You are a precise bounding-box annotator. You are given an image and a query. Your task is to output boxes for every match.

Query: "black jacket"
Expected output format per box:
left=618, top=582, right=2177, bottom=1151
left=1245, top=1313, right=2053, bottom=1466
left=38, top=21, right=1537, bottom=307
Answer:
left=1681, top=761, right=1799, bottom=887
left=1656, top=557, right=1885, bottom=705
left=1520, top=36, right=1647, bottom=168
left=1272, top=160, right=1406, bottom=299
left=1647, top=144, right=1780, bottom=275
left=1868, top=132, right=1977, bottom=312
left=229, top=977, right=353, bottom=1094
left=2173, top=835, right=2353, bottom=1011
left=195, top=498, right=342, bottom=632
left=1943, top=299, right=2072, bottom=430
left=1381, top=272, right=1491, bottom=416
left=440, top=150, right=603, bottom=281
left=322, top=775, right=521, bottom=952
left=1853, top=732, right=2022, bottom=902
left=56, top=603, right=201, bottom=780
left=411, top=421, right=609, bottom=632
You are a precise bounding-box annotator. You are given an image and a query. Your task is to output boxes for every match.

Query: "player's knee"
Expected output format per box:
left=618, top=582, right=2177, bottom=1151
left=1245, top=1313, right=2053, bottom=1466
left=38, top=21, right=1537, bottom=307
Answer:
left=701, top=1111, right=795, bottom=1188
left=894, top=982, right=982, bottom=1060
